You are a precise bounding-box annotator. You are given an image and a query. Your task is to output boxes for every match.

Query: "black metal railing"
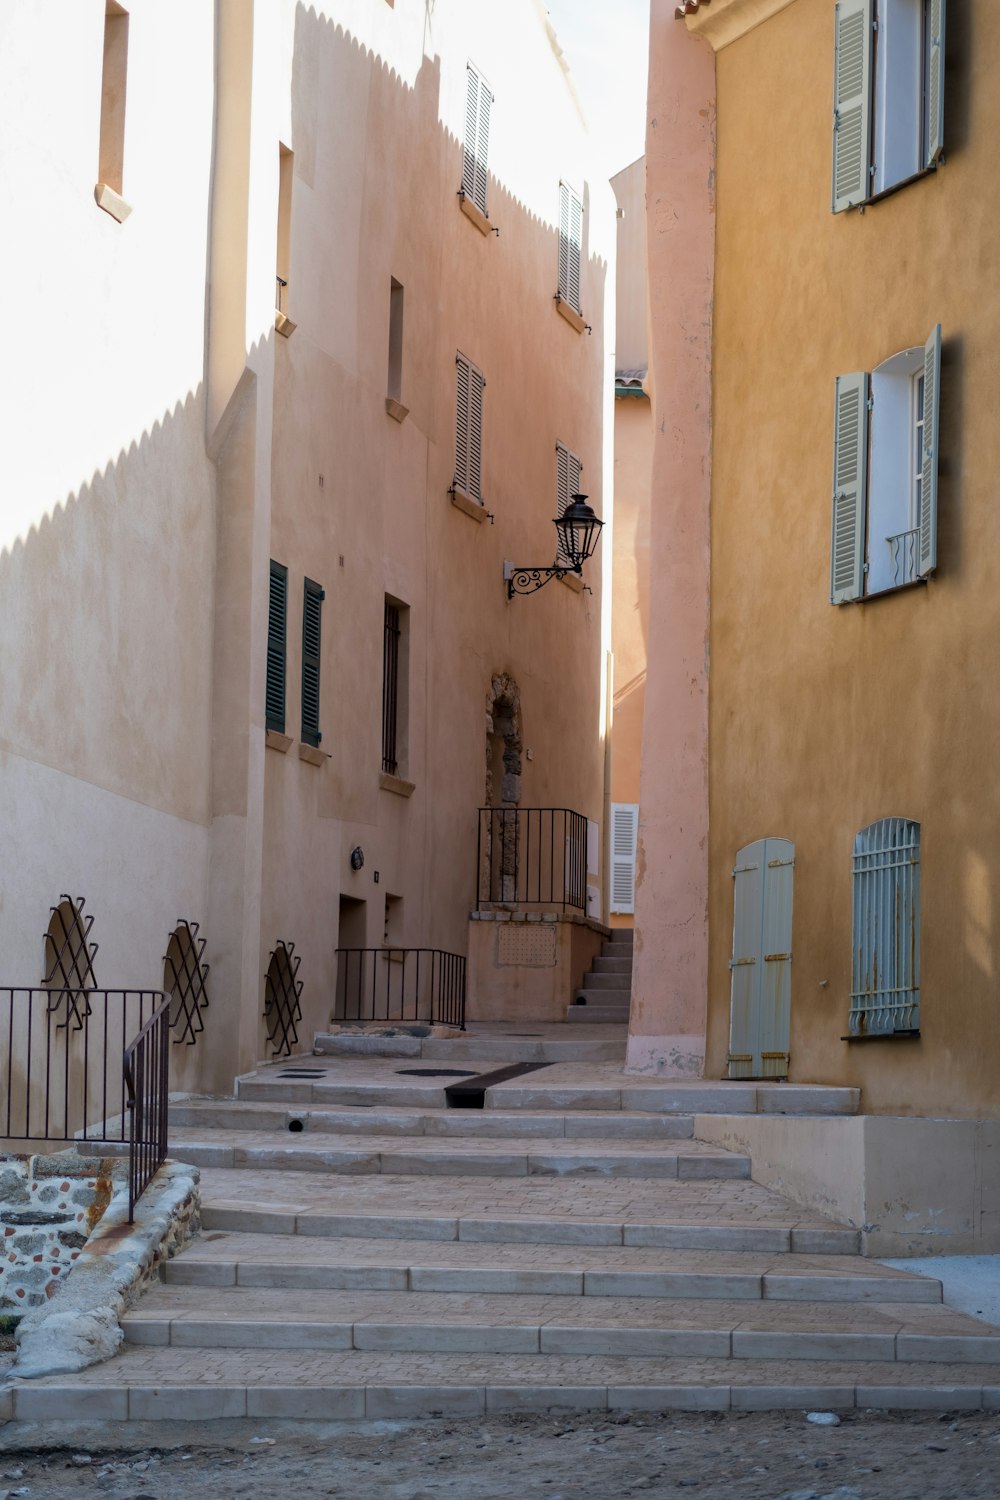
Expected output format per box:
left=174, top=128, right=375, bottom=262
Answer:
left=334, top=949, right=466, bottom=1030
left=477, top=806, right=588, bottom=912
left=0, top=988, right=170, bottom=1222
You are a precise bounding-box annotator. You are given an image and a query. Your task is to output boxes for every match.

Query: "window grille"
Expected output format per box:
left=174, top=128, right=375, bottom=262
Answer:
left=558, top=181, right=583, bottom=315
left=382, top=601, right=400, bottom=775
left=163, top=920, right=210, bottom=1046
left=301, top=577, right=324, bottom=747
left=266, top=560, right=288, bottom=733
left=850, top=818, right=920, bottom=1034
left=42, top=894, right=98, bottom=1029
left=263, top=941, right=303, bottom=1059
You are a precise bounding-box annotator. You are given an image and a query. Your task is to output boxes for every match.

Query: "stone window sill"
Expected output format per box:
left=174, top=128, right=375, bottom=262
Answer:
left=95, top=183, right=132, bottom=223
left=385, top=397, right=409, bottom=423
left=275, top=310, right=296, bottom=338
left=265, top=729, right=293, bottom=753
left=379, top=771, right=416, bottom=798
left=299, top=742, right=330, bottom=767
left=555, top=295, right=587, bottom=334
left=459, top=193, right=492, bottom=236
left=450, top=487, right=486, bottom=522
left=559, top=569, right=584, bottom=594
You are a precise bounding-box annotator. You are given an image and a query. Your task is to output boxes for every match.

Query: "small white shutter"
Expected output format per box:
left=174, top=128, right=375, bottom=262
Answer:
left=832, top=0, right=872, bottom=213
left=831, top=371, right=868, bottom=604
left=609, top=803, right=638, bottom=914
left=558, top=181, right=583, bottom=312
left=918, top=323, right=942, bottom=578
left=555, top=442, right=582, bottom=563
left=475, top=79, right=492, bottom=217
left=468, top=359, right=485, bottom=502
left=455, top=354, right=470, bottom=494
left=926, top=0, right=946, bottom=166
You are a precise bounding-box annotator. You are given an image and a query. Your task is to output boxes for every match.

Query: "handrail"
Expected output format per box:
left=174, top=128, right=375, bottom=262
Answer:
left=476, top=806, right=589, bottom=912
left=0, top=987, right=171, bottom=1222
left=334, top=948, right=466, bottom=1030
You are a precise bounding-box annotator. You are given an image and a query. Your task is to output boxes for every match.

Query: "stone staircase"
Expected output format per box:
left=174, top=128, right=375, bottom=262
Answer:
left=568, top=926, right=633, bottom=1022
left=10, top=1044, right=1000, bottom=1421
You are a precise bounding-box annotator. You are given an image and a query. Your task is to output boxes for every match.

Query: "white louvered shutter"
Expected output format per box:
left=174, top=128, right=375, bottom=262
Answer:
left=455, top=354, right=470, bottom=494
left=558, top=182, right=583, bottom=313
left=462, top=66, right=479, bottom=202
left=832, top=0, right=872, bottom=213
left=609, top=804, right=638, bottom=914
left=926, top=0, right=946, bottom=166
left=918, top=324, right=942, bottom=578
left=831, top=371, right=868, bottom=604
left=475, top=78, right=492, bottom=217
left=468, top=361, right=485, bottom=501
left=555, top=442, right=582, bottom=563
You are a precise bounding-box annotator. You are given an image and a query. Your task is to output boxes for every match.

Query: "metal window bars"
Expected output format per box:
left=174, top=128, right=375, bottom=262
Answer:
left=850, top=817, right=921, bottom=1035
left=42, top=894, right=98, bottom=1030
left=163, top=919, right=210, bottom=1046
left=263, top=940, right=303, bottom=1058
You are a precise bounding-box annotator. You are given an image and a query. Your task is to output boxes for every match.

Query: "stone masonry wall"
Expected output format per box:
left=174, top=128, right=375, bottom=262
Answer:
left=0, top=1154, right=119, bottom=1327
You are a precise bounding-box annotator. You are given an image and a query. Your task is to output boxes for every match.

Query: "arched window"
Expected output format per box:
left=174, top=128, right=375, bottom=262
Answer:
left=263, top=941, right=302, bottom=1058
left=850, top=819, right=920, bottom=1035
left=42, top=895, right=97, bottom=1028
left=163, top=921, right=210, bottom=1046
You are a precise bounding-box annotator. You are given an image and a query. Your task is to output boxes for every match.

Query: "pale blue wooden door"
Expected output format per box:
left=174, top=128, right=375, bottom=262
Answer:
left=728, top=838, right=794, bottom=1079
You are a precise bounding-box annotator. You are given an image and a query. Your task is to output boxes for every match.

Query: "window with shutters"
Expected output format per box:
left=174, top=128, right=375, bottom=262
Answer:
left=460, top=62, right=492, bottom=221
left=850, top=818, right=920, bottom=1035
left=556, top=442, right=583, bottom=565
left=832, top=0, right=945, bottom=212
left=266, top=561, right=288, bottom=733
left=557, top=181, right=584, bottom=316
left=301, top=578, right=324, bottom=747
left=609, top=803, right=638, bottom=915
left=831, top=325, right=940, bottom=603
left=453, top=352, right=485, bottom=505
left=381, top=596, right=410, bottom=781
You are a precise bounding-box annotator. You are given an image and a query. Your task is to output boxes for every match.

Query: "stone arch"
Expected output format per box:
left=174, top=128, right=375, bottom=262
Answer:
left=485, top=672, right=522, bottom=806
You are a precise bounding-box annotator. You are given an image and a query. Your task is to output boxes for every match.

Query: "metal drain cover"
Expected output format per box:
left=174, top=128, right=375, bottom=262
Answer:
left=395, top=1068, right=478, bottom=1077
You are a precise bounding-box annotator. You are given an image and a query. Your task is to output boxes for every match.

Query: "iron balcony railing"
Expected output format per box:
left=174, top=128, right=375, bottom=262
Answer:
left=334, top=949, right=466, bottom=1030
left=477, top=806, right=588, bottom=913
left=886, top=527, right=920, bottom=587
left=0, top=987, right=171, bottom=1222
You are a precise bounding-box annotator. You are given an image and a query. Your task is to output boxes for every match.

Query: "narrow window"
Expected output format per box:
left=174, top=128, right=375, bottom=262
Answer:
left=301, top=577, right=324, bottom=747
left=556, top=442, right=583, bottom=564
left=850, top=818, right=921, bottom=1034
left=558, top=181, right=583, bottom=315
left=276, top=144, right=294, bottom=317
left=461, top=62, right=492, bottom=218
left=454, top=353, right=485, bottom=503
left=387, top=279, right=404, bottom=403
left=382, top=600, right=401, bottom=775
left=97, top=3, right=129, bottom=204
left=266, top=561, right=288, bottom=733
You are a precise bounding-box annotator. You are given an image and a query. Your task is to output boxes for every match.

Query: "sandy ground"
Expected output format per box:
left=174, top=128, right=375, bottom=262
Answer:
left=1, top=1408, right=999, bottom=1499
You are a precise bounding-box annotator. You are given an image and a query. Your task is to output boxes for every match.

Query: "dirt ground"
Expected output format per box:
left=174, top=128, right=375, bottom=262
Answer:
left=1, top=1408, right=999, bottom=1499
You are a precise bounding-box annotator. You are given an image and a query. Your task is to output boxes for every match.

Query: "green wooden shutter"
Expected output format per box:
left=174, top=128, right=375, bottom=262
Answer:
left=266, top=560, right=287, bottom=733
left=301, top=577, right=324, bottom=747
left=831, top=372, right=869, bottom=604
left=918, top=324, right=942, bottom=578
left=832, top=0, right=872, bottom=213
left=926, top=0, right=946, bottom=166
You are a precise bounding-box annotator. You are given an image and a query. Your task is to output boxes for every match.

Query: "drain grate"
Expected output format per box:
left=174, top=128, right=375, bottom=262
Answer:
left=445, top=1061, right=552, bottom=1110
left=395, top=1068, right=478, bottom=1078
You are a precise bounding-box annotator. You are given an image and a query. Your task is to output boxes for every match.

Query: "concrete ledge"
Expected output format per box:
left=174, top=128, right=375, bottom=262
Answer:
left=94, top=182, right=132, bottom=222
left=298, top=742, right=330, bottom=767
left=13, top=1160, right=199, bottom=1380
left=265, top=729, right=292, bottom=752
left=379, top=771, right=416, bottom=797
left=450, top=486, right=486, bottom=521
left=459, top=193, right=491, bottom=235
left=385, top=397, right=409, bottom=423
left=555, top=295, right=587, bottom=333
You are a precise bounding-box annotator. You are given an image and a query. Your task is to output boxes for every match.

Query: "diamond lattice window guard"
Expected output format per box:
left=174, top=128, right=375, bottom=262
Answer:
left=264, top=940, right=303, bottom=1059
left=163, top=920, right=210, bottom=1046
left=42, top=894, right=98, bottom=1030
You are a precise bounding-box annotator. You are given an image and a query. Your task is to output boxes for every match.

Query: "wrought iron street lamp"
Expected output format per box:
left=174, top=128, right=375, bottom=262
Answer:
left=504, top=494, right=605, bottom=598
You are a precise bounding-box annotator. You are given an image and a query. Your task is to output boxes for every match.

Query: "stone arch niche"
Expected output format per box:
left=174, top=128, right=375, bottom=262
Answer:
left=485, top=672, right=522, bottom=807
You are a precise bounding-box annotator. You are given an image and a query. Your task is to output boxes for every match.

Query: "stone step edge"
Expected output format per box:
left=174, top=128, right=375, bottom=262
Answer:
left=197, top=1206, right=862, bottom=1255
left=7, top=1377, right=1000, bottom=1423
left=120, top=1319, right=998, bottom=1364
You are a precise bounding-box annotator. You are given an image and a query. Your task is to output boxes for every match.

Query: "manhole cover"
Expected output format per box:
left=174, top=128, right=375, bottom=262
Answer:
left=395, top=1068, right=478, bottom=1077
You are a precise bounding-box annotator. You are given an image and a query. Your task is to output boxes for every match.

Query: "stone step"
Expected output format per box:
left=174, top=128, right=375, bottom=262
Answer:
left=193, top=1165, right=862, bottom=1253
left=124, top=1286, right=996, bottom=1362
left=316, top=1034, right=629, bottom=1065
left=592, top=956, right=633, bottom=974
left=168, top=1100, right=697, bottom=1142
left=567, top=1004, right=631, bottom=1024
left=111, top=1128, right=753, bottom=1180
left=580, top=972, right=632, bottom=991
left=11, top=1347, right=1000, bottom=1421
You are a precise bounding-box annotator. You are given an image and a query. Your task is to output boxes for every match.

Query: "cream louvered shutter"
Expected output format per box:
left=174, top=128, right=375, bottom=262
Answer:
left=455, top=354, right=470, bottom=494
left=918, top=324, right=942, bottom=578
left=467, top=361, right=485, bottom=501
left=926, top=0, right=946, bottom=166
left=610, top=804, right=638, bottom=915
left=831, top=372, right=868, bottom=604
left=475, top=79, right=492, bottom=217
left=556, top=442, right=582, bottom=563
left=832, top=0, right=872, bottom=213
left=462, top=66, right=479, bottom=203
left=558, top=181, right=583, bottom=313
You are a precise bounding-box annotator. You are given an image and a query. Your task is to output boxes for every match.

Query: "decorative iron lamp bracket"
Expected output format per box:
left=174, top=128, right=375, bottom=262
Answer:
left=503, top=494, right=604, bottom=600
